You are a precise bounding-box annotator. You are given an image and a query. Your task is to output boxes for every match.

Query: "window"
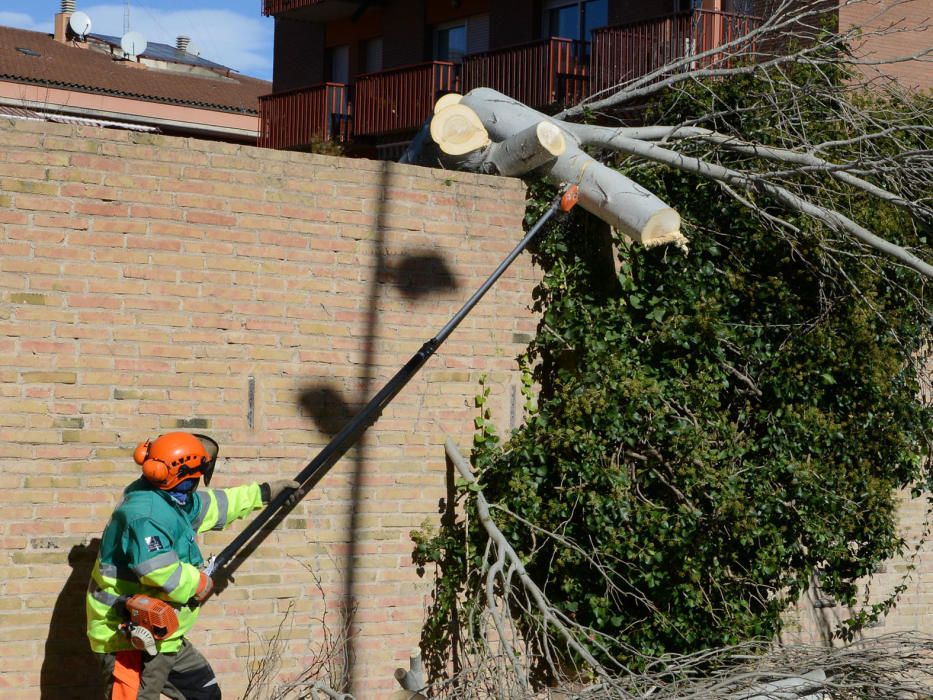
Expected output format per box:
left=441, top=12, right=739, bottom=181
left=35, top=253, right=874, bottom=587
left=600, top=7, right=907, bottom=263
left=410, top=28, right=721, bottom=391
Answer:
left=724, top=0, right=754, bottom=13
left=326, top=44, right=349, bottom=84
left=435, top=22, right=467, bottom=62
left=433, top=15, right=489, bottom=63
left=543, top=0, right=607, bottom=42
left=363, top=37, right=382, bottom=74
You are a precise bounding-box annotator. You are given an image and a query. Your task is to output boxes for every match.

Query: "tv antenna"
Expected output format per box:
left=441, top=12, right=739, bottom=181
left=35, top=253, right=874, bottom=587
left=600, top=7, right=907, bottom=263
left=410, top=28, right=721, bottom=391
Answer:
left=124, top=0, right=131, bottom=34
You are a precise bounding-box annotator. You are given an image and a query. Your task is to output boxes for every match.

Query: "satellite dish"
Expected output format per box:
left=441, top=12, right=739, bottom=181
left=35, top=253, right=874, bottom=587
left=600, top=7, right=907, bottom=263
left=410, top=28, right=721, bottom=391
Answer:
left=186, top=41, right=201, bottom=57
left=120, top=31, right=147, bottom=59
left=69, top=11, right=92, bottom=38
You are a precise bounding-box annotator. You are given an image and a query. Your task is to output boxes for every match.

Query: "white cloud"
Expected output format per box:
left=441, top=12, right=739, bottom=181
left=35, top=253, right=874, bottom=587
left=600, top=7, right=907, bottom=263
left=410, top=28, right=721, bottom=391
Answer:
left=0, top=11, right=51, bottom=33
left=82, top=4, right=273, bottom=79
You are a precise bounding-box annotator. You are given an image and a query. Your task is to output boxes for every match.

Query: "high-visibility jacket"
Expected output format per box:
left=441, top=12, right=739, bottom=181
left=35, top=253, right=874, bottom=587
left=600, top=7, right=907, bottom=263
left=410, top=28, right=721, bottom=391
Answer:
left=86, top=477, right=264, bottom=654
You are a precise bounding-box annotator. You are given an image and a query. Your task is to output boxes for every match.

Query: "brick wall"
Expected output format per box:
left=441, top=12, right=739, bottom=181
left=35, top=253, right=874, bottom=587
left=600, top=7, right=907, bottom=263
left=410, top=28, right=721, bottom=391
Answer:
left=0, top=118, right=534, bottom=698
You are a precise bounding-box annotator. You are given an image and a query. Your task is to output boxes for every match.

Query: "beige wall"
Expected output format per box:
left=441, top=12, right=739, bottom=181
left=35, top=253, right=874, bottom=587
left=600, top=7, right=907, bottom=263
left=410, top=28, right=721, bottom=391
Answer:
left=839, top=0, right=932, bottom=93
left=0, top=81, right=261, bottom=142
left=0, top=118, right=534, bottom=698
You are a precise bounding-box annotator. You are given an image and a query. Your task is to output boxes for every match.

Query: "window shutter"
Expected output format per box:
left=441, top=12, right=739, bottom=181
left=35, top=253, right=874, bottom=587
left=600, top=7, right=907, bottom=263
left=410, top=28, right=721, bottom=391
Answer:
left=467, top=14, right=490, bottom=54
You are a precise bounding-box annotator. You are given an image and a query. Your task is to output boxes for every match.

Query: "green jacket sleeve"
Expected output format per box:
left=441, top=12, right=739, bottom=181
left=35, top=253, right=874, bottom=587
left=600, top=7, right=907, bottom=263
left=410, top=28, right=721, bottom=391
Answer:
left=191, top=482, right=264, bottom=534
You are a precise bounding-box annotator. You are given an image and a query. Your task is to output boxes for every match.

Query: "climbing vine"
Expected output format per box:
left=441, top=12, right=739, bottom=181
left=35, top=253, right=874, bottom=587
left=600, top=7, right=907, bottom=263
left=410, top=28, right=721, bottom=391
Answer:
left=413, top=55, right=931, bottom=679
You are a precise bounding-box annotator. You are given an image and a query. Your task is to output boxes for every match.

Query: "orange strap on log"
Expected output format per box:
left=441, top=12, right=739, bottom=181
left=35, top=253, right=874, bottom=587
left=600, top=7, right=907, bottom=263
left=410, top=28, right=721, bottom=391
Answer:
left=112, top=650, right=142, bottom=700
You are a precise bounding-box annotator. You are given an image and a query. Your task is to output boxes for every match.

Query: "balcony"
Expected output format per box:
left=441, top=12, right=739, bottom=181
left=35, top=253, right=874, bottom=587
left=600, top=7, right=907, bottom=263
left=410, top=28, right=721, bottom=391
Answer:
left=258, top=83, right=349, bottom=150
left=354, top=61, right=458, bottom=137
left=263, top=0, right=325, bottom=17
left=460, top=37, right=588, bottom=110
left=258, top=9, right=761, bottom=151
left=590, top=10, right=761, bottom=95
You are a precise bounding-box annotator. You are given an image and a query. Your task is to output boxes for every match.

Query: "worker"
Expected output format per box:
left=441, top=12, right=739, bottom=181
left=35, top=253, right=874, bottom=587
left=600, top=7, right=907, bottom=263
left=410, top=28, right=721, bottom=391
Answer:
left=86, top=431, right=302, bottom=699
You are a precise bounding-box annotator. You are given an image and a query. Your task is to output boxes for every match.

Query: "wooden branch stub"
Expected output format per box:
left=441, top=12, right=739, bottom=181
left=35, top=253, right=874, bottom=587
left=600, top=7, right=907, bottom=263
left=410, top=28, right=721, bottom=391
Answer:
left=433, top=92, right=463, bottom=114
left=487, top=121, right=566, bottom=177
left=392, top=648, right=426, bottom=697
left=430, top=103, right=490, bottom=155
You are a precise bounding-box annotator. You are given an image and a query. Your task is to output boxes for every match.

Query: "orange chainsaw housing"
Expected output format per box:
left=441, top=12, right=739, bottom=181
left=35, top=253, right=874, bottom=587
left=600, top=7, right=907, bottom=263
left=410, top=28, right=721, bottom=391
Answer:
left=125, top=594, right=179, bottom=639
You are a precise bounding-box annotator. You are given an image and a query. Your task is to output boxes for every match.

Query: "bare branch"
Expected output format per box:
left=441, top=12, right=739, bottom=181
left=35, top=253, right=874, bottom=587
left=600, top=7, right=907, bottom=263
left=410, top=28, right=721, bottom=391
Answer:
left=578, top=131, right=933, bottom=278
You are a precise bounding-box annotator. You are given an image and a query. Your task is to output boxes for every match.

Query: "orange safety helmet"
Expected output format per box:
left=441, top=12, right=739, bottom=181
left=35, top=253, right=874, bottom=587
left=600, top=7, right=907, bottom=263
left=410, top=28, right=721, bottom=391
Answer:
left=133, top=432, right=218, bottom=490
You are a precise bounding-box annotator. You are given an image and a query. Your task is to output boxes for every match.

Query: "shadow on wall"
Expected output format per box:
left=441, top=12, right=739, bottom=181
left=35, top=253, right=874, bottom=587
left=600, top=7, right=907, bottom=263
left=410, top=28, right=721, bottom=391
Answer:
left=386, top=253, right=457, bottom=301
left=299, top=385, right=358, bottom=438
left=297, top=253, right=459, bottom=438
left=42, top=539, right=103, bottom=699
left=294, top=177, right=462, bottom=692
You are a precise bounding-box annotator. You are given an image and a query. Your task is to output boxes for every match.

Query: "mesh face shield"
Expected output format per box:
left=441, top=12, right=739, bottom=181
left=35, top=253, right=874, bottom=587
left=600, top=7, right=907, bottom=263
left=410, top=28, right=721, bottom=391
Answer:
left=193, top=434, right=219, bottom=486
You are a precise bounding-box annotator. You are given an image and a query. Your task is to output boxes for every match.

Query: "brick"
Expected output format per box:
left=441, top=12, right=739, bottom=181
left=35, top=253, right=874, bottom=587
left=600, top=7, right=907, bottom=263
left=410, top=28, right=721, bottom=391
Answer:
left=13, top=193, right=71, bottom=213
left=21, top=372, right=77, bottom=384
left=74, top=201, right=130, bottom=217
left=1, top=179, right=59, bottom=196
left=8, top=293, right=49, bottom=305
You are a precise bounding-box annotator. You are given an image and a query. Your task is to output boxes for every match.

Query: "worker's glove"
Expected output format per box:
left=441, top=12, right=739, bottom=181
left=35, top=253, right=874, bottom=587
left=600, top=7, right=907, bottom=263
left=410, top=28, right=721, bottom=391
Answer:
left=261, top=479, right=303, bottom=507
left=188, top=571, right=213, bottom=607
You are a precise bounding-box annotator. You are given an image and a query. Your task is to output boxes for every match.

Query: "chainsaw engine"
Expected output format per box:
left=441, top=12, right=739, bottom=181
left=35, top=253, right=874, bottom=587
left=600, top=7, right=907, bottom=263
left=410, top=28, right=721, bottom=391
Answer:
left=121, top=594, right=179, bottom=655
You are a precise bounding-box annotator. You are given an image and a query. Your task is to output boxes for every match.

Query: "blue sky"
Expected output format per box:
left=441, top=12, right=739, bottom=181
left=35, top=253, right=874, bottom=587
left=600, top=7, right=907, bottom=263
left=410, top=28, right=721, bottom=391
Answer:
left=0, top=1, right=274, bottom=80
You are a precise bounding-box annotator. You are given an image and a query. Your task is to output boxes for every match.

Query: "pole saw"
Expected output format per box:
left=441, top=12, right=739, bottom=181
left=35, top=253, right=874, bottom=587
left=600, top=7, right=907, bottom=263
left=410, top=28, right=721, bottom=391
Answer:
left=203, top=184, right=579, bottom=584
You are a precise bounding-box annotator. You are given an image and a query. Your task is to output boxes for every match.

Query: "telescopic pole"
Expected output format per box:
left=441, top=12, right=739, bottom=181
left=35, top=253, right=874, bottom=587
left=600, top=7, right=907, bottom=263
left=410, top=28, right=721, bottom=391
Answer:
left=205, top=185, right=578, bottom=579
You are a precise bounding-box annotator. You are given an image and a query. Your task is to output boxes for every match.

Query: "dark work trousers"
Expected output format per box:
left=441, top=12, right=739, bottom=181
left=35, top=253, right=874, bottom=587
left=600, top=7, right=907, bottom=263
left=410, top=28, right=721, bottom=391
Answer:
left=97, top=639, right=221, bottom=700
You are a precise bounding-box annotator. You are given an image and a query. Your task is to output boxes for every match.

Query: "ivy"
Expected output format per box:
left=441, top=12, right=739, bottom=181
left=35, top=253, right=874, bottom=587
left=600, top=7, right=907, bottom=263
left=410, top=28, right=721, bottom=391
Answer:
left=413, top=52, right=931, bottom=679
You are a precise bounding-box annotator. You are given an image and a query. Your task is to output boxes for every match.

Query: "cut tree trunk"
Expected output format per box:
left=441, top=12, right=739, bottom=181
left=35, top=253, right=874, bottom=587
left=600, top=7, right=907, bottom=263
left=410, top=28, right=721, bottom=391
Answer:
left=402, top=89, right=685, bottom=249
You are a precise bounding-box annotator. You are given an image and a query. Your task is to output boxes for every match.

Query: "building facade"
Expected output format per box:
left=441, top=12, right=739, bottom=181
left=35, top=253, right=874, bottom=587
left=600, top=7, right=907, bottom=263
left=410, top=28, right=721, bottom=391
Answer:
left=0, top=5, right=270, bottom=144
left=0, top=116, right=536, bottom=697
left=259, top=0, right=762, bottom=153
left=258, top=0, right=931, bottom=155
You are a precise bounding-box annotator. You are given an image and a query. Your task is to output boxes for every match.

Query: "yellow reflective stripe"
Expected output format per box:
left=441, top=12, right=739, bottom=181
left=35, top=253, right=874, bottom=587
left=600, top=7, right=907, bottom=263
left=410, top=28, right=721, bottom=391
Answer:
left=136, top=559, right=200, bottom=602
left=211, top=490, right=229, bottom=530
left=131, top=551, right=179, bottom=577
left=194, top=484, right=263, bottom=534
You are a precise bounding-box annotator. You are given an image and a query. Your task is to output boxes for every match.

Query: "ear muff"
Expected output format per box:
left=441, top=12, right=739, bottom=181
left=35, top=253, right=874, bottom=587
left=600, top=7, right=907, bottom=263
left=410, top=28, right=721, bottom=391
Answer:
left=136, top=439, right=168, bottom=486
left=133, top=441, right=150, bottom=466
left=141, top=458, right=170, bottom=486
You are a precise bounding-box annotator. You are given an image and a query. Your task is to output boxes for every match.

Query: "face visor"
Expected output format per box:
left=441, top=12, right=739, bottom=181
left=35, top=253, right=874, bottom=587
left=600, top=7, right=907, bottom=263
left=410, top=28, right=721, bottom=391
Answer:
left=193, top=434, right=218, bottom=486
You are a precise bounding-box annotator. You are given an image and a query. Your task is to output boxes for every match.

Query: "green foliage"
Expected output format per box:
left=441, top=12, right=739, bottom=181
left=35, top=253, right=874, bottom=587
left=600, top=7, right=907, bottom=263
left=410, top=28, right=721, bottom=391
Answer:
left=412, top=377, right=500, bottom=680
left=299, top=137, right=345, bottom=156
left=413, top=52, right=931, bottom=677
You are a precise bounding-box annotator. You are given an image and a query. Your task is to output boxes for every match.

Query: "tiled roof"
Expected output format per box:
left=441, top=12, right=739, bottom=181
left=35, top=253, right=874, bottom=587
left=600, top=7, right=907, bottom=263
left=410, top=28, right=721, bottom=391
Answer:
left=0, top=25, right=269, bottom=114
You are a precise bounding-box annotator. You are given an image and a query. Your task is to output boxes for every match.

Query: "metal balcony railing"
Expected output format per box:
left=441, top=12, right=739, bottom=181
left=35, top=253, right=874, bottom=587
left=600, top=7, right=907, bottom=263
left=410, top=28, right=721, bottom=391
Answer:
left=353, top=61, right=458, bottom=137
left=589, top=9, right=761, bottom=96
left=460, top=37, right=588, bottom=110
left=257, top=83, right=349, bottom=149
left=263, top=0, right=326, bottom=17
